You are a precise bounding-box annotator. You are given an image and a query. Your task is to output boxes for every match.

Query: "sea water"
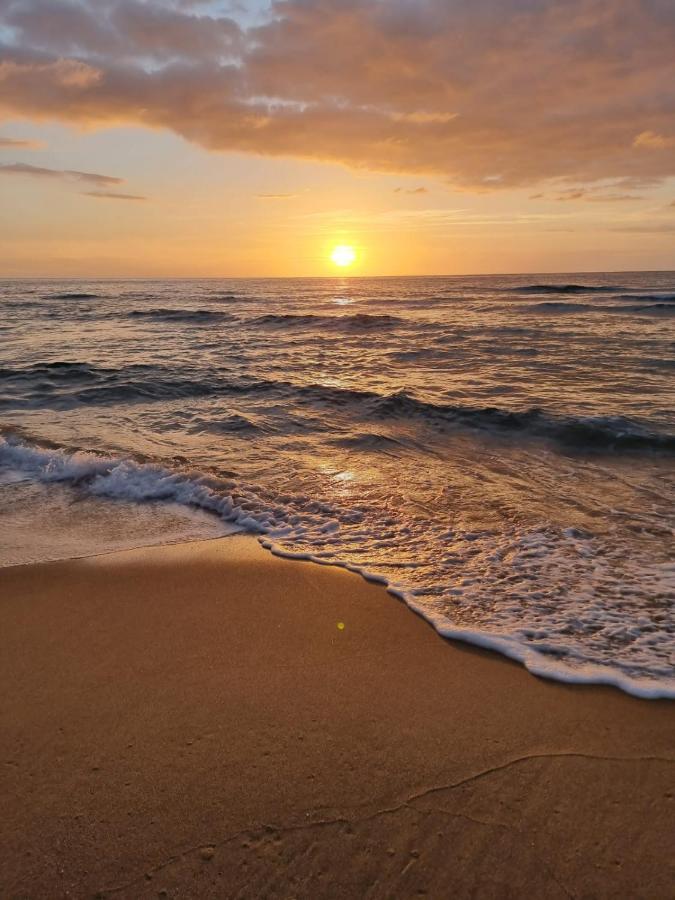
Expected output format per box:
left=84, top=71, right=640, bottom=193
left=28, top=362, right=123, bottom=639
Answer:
left=1, top=273, right=673, bottom=697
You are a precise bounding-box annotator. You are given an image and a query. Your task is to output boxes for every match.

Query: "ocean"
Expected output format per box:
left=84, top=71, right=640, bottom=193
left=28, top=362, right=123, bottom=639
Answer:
left=1, top=273, right=673, bottom=697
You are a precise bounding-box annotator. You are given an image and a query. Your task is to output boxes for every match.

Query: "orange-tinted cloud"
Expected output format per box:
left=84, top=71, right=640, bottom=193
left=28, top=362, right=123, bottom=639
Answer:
left=633, top=131, right=675, bottom=150
left=1, top=0, right=674, bottom=190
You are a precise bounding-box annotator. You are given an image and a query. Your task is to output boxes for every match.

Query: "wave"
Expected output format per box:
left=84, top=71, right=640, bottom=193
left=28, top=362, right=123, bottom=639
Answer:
left=520, top=300, right=675, bottom=316
left=5, top=299, right=47, bottom=310
left=615, top=293, right=675, bottom=303
left=47, top=292, right=101, bottom=300
left=0, top=361, right=101, bottom=381
left=328, top=431, right=417, bottom=454
left=0, top=362, right=333, bottom=411
left=369, top=393, right=675, bottom=452
left=514, top=284, right=625, bottom=294
left=251, top=312, right=405, bottom=329
left=188, top=413, right=263, bottom=435
left=526, top=301, right=597, bottom=313
left=615, top=303, right=675, bottom=316
left=1, top=362, right=673, bottom=453
left=0, top=435, right=265, bottom=533
left=129, top=308, right=234, bottom=324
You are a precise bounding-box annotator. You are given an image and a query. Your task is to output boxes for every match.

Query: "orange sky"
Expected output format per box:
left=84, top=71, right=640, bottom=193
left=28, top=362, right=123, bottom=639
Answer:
left=1, top=0, right=674, bottom=276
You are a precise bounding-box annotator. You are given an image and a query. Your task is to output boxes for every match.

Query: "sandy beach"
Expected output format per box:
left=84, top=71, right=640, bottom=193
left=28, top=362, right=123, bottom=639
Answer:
left=1, top=535, right=673, bottom=899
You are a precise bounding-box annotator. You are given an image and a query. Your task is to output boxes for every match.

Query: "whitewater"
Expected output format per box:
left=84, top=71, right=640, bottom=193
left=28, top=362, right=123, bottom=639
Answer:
left=1, top=273, right=673, bottom=698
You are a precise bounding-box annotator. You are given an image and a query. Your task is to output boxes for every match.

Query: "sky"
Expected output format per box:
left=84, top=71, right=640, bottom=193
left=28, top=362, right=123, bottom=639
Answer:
left=0, top=0, right=674, bottom=277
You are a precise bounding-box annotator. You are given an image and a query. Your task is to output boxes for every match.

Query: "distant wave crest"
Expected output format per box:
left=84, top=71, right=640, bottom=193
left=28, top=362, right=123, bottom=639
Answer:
left=514, top=284, right=626, bottom=294
left=252, top=312, right=405, bottom=329
left=129, top=307, right=234, bottom=323
left=47, top=292, right=101, bottom=300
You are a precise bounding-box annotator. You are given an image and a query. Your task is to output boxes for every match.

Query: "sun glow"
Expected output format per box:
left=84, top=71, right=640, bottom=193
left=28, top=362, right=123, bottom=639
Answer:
left=330, top=244, right=357, bottom=267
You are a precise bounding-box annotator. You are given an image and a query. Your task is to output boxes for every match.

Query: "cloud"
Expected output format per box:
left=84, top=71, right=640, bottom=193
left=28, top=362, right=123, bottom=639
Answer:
left=256, top=192, right=299, bottom=199
left=0, top=1, right=674, bottom=190
left=0, top=135, right=42, bottom=148
left=549, top=184, right=643, bottom=203
left=1, top=0, right=242, bottom=63
left=0, top=162, right=122, bottom=186
left=82, top=190, right=147, bottom=200
left=610, top=222, right=675, bottom=234
left=633, top=131, right=675, bottom=150
left=586, top=193, right=642, bottom=203
left=394, top=186, right=428, bottom=194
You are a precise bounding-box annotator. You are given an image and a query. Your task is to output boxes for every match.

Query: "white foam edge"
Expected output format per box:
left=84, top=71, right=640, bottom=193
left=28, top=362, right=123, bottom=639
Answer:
left=2, top=435, right=673, bottom=701
left=260, top=539, right=675, bottom=701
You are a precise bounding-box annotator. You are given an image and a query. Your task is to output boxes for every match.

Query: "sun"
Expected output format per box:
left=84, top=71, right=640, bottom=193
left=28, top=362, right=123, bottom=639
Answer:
left=330, top=244, right=357, bottom=267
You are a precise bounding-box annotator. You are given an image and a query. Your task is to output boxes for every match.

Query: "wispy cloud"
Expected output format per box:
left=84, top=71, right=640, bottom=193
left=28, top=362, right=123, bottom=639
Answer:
left=0, top=135, right=43, bottom=149
left=300, top=206, right=574, bottom=232
left=394, top=187, right=428, bottom=195
left=543, top=185, right=644, bottom=203
left=586, top=194, right=642, bottom=203
left=82, top=190, right=147, bottom=201
left=0, top=1, right=674, bottom=190
left=610, top=222, right=675, bottom=234
left=256, top=192, right=299, bottom=200
left=0, top=162, right=122, bottom=186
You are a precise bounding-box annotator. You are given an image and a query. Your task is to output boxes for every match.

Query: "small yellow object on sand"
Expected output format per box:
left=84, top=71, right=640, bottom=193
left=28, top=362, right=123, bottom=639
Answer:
left=337, top=622, right=345, bottom=631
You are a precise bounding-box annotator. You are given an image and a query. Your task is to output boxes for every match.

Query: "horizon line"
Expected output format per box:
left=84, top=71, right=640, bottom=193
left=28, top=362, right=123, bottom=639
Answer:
left=1, top=267, right=674, bottom=281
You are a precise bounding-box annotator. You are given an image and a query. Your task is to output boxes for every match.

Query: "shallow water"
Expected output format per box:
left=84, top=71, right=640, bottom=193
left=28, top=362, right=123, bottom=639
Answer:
left=1, top=273, right=673, bottom=696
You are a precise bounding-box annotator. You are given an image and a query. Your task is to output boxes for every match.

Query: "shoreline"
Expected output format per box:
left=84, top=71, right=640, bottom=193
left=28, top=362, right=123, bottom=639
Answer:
left=262, top=538, right=675, bottom=701
left=1, top=535, right=674, bottom=898
left=5, top=514, right=673, bottom=700
left=3, top=428, right=673, bottom=699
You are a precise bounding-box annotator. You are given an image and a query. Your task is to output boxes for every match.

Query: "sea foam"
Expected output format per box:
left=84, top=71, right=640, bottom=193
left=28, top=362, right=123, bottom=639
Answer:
left=2, top=434, right=673, bottom=700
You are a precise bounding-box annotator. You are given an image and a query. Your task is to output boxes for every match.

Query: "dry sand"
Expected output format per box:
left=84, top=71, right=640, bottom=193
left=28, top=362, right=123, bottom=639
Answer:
left=1, top=535, right=673, bottom=899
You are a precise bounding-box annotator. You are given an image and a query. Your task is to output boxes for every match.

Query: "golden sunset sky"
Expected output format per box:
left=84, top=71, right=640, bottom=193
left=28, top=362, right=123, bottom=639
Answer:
left=1, top=0, right=674, bottom=276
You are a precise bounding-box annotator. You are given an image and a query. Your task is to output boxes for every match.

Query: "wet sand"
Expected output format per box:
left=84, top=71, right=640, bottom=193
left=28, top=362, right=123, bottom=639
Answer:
left=1, top=536, right=673, bottom=899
